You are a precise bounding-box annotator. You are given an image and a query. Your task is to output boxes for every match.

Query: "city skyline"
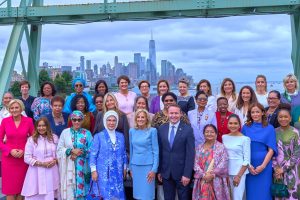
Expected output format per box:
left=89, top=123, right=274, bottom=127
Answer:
left=0, top=14, right=295, bottom=84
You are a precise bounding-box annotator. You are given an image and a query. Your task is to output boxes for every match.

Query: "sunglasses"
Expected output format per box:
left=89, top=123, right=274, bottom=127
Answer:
left=71, top=118, right=82, bottom=122
left=75, top=84, right=83, bottom=88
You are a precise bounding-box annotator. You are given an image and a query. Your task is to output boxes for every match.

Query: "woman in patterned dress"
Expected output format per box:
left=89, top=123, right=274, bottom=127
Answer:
left=57, top=110, right=93, bottom=200
left=90, top=110, right=127, bottom=199
left=192, top=124, right=230, bottom=200
left=273, top=105, right=300, bottom=199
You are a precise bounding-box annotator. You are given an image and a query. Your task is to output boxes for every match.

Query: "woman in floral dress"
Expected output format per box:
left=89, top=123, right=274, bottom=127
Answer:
left=273, top=105, right=300, bottom=199
left=57, top=110, right=93, bottom=200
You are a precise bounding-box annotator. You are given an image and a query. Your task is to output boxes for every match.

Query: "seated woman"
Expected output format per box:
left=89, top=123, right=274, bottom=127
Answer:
left=90, top=110, right=127, bottom=199
left=193, top=124, right=230, bottom=200
left=57, top=110, right=93, bottom=200
left=68, top=94, right=95, bottom=133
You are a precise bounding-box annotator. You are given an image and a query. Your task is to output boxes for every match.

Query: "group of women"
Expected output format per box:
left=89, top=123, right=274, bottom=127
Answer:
left=0, top=73, right=299, bottom=200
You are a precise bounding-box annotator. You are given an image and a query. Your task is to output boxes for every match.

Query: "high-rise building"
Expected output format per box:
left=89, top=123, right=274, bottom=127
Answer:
left=148, top=32, right=157, bottom=84
left=134, top=53, right=141, bottom=78
left=86, top=60, right=91, bottom=70
left=61, top=66, right=72, bottom=74
left=161, top=60, right=168, bottom=78
left=80, top=56, right=85, bottom=71
left=93, top=64, right=98, bottom=75
left=128, top=62, right=138, bottom=79
left=140, top=56, right=146, bottom=76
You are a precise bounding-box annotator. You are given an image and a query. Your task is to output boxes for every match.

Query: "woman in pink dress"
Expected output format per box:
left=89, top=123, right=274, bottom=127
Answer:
left=21, top=117, right=60, bottom=200
left=0, top=99, right=34, bottom=200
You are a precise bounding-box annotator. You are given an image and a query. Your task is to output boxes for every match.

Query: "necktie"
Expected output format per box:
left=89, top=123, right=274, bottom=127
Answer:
left=169, top=125, right=175, bottom=148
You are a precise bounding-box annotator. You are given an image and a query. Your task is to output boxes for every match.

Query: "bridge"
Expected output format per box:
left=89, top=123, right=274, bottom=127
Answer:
left=0, top=0, right=300, bottom=98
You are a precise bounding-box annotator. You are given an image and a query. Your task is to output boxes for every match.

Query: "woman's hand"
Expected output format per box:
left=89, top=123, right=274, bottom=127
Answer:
left=254, top=165, right=265, bottom=174
left=44, top=159, right=57, bottom=168
left=203, top=172, right=214, bottom=182
left=71, top=148, right=83, bottom=156
left=233, top=176, right=241, bottom=187
left=92, top=171, right=98, bottom=181
left=123, top=170, right=127, bottom=180
left=147, top=171, right=156, bottom=183
left=275, top=167, right=284, bottom=176
left=248, top=165, right=257, bottom=175
left=10, top=149, right=23, bottom=158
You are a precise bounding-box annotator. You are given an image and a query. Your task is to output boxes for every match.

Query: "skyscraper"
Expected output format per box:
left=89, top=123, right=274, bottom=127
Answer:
left=134, top=53, right=141, bottom=78
left=86, top=60, right=91, bottom=70
left=149, top=31, right=157, bottom=84
left=80, top=56, right=85, bottom=71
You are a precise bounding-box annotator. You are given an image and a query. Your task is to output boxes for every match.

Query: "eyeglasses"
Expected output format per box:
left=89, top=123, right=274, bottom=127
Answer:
left=75, top=84, right=83, bottom=88
left=95, top=101, right=103, bottom=104
left=197, top=98, right=208, bottom=101
left=71, top=118, right=82, bottom=122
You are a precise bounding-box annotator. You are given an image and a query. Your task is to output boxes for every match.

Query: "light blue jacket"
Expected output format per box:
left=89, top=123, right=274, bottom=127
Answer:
left=129, top=127, right=159, bottom=172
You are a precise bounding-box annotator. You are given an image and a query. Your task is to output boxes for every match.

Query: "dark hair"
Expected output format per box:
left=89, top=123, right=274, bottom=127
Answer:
left=117, top=75, right=130, bottom=85
left=203, top=124, right=218, bottom=135
left=19, top=80, right=30, bottom=89
left=157, top=80, right=170, bottom=95
left=51, top=95, right=65, bottom=106
left=228, top=114, right=242, bottom=127
left=217, top=96, right=228, bottom=104
left=268, top=90, right=281, bottom=99
left=256, top=75, right=267, bottom=91
left=220, top=78, right=237, bottom=100
left=162, top=92, right=177, bottom=102
left=195, top=90, right=208, bottom=99
left=40, top=81, right=56, bottom=97
left=93, top=93, right=104, bottom=104
left=71, top=94, right=89, bottom=112
left=278, top=103, right=291, bottom=114
left=134, top=96, right=149, bottom=111
left=94, top=80, right=108, bottom=95
left=196, top=79, right=212, bottom=96
left=138, top=80, right=150, bottom=89
left=236, top=86, right=258, bottom=109
left=246, top=103, right=268, bottom=127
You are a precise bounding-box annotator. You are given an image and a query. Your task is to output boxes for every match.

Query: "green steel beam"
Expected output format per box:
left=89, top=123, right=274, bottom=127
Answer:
left=0, top=22, right=25, bottom=99
left=291, top=14, right=300, bottom=82
left=0, top=0, right=300, bottom=24
left=26, top=0, right=43, bottom=96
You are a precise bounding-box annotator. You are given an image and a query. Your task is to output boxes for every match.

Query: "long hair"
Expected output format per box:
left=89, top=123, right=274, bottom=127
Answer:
left=70, top=94, right=89, bottom=112
left=94, top=79, right=108, bottom=95
left=102, top=92, right=121, bottom=115
left=134, top=109, right=151, bottom=129
left=236, top=86, right=258, bottom=109
left=156, top=80, right=170, bottom=95
left=196, top=79, right=212, bottom=96
left=32, top=117, right=54, bottom=144
left=245, top=103, right=268, bottom=127
left=220, top=78, right=237, bottom=100
left=134, top=96, right=149, bottom=112
left=255, top=75, right=267, bottom=92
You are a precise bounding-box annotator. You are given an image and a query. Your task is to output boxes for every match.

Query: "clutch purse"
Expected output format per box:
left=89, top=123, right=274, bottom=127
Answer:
left=271, top=179, right=289, bottom=198
left=86, top=181, right=103, bottom=200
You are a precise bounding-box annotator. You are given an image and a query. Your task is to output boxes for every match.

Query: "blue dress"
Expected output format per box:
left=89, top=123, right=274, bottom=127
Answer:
left=242, top=122, right=278, bottom=200
left=63, top=91, right=96, bottom=114
left=129, top=127, right=159, bottom=200
left=89, top=130, right=127, bottom=200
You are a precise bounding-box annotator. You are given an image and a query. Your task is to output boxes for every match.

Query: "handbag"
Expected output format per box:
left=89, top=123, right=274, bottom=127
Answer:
left=86, top=181, right=103, bottom=200
left=271, top=179, right=289, bottom=198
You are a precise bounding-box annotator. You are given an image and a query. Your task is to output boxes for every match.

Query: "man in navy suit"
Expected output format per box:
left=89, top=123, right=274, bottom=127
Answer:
left=157, top=104, right=195, bottom=200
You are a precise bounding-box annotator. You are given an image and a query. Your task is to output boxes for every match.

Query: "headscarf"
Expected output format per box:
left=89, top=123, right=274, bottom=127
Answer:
left=103, top=110, right=119, bottom=131
left=72, top=78, right=86, bottom=88
left=70, top=110, right=84, bottom=120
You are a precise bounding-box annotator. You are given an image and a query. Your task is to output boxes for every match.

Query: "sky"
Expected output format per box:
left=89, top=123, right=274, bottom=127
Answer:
left=0, top=2, right=295, bottom=84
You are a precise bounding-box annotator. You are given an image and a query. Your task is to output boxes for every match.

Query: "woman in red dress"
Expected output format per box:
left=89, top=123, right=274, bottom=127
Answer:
left=0, top=99, right=34, bottom=200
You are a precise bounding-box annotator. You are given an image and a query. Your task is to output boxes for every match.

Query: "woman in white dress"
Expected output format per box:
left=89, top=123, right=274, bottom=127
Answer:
left=222, top=114, right=251, bottom=200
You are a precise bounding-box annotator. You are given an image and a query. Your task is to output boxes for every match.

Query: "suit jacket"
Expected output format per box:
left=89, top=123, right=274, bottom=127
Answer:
left=265, top=107, right=280, bottom=128
left=158, top=121, right=195, bottom=180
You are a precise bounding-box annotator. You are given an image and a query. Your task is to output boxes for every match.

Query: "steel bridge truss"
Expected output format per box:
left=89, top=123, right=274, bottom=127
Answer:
left=0, top=0, right=300, bottom=97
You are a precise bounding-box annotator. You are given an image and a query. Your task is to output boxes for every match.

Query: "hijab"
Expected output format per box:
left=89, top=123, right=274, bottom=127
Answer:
left=103, top=110, right=119, bottom=144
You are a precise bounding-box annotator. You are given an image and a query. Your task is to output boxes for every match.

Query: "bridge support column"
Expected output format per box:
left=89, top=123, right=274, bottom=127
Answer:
left=291, top=14, right=300, bottom=82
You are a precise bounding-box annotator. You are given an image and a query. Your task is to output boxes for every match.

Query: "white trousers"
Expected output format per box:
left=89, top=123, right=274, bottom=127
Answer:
left=229, top=175, right=246, bottom=200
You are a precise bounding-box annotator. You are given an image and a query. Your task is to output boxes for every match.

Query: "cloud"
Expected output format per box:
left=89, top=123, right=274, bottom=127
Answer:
left=0, top=13, right=294, bottom=85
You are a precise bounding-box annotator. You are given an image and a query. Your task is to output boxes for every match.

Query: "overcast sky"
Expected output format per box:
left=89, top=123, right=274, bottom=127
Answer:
left=0, top=7, right=295, bottom=84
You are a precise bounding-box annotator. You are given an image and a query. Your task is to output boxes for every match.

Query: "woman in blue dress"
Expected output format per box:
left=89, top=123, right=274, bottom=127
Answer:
left=242, top=103, right=278, bottom=200
left=129, top=109, right=159, bottom=200
left=90, top=110, right=127, bottom=199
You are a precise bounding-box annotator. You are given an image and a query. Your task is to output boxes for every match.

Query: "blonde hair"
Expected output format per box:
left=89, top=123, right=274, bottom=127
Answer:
left=134, top=109, right=151, bottom=129
left=102, top=92, right=121, bottom=115
left=283, top=73, right=299, bottom=91
left=8, top=99, right=25, bottom=112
